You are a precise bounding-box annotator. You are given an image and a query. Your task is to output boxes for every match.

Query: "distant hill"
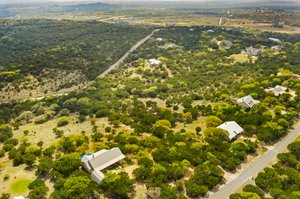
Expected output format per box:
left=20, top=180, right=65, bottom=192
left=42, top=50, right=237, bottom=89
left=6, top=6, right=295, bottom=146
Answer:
left=64, top=2, right=120, bottom=11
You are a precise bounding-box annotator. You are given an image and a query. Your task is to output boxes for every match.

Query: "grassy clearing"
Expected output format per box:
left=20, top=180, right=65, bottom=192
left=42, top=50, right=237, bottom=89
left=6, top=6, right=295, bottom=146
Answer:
left=229, top=52, right=253, bottom=64
left=9, top=178, right=32, bottom=194
left=13, top=116, right=132, bottom=147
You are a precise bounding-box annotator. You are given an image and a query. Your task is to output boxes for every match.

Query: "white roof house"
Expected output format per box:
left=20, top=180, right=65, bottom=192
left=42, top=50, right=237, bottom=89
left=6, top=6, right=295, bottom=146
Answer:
left=81, top=147, right=125, bottom=184
left=271, top=45, right=281, bottom=50
left=217, top=121, right=244, bottom=140
left=13, top=197, right=25, bottom=199
left=156, top=38, right=163, bottom=41
left=148, top=59, right=162, bottom=66
left=265, top=85, right=287, bottom=96
left=269, top=37, right=281, bottom=43
left=237, top=95, right=260, bottom=109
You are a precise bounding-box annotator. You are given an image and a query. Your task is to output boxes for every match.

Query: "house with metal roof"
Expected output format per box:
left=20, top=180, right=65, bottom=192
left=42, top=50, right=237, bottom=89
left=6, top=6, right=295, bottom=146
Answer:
left=217, top=121, right=244, bottom=140
left=237, top=95, right=260, bottom=109
left=81, top=147, right=125, bottom=184
left=13, top=196, right=25, bottom=199
left=264, top=85, right=287, bottom=96
left=222, top=40, right=233, bottom=47
left=269, top=37, right=281, bottom=43
left=246, top=46, right=262, bottom=56
left=148, top=59, right=162, bottom=66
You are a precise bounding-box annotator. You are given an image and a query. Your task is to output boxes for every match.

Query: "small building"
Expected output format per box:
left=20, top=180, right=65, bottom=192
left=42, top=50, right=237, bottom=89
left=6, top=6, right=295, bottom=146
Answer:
left=265, top=85, right=287, bottom=96
left=148, top=59, right=162, bottom=66
left=271, top=45, right=281, bottom=50
left=269, top=37, right=281, bottom=43
left=217, top=121, right=244, bottom=140
left=156, top=38, right=163, bottom=41
left=13, top=197, right=25, bottom=199
left=246, top=46, right=262, bottom=56
left=81, top=147, right=125, bottom=184
left=237, top=95, right=260, bottom=109
left=207, top=29, right=215, bottom=33
left=222, top=40, right=233, bottom=47
left=166, top=23, right=176, bottom=27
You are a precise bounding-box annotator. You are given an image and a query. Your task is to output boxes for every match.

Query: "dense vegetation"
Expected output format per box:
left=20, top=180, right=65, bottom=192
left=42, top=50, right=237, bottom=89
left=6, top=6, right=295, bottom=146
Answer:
left=0, top=19, right=152, bottom=84
left=0, top=24, right=300, bottom=198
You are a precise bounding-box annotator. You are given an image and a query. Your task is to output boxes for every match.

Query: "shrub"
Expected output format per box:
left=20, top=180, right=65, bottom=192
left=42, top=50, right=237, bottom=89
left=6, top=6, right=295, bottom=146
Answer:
left=57, top=117, right=69, bottom=127
left=0, top=149, right=5, bottom=158
left=34, top=115, right=48, bottom=124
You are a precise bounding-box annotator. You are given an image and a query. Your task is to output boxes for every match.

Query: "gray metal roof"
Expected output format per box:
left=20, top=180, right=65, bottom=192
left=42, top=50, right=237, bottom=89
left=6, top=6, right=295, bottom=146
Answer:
left=218, top=121, right=244, bottom=140
left=89, top=147, right=125, bottom=171
left=237, top=95, right=260, bottom=108
left=91, top=170, right=105, bottom=184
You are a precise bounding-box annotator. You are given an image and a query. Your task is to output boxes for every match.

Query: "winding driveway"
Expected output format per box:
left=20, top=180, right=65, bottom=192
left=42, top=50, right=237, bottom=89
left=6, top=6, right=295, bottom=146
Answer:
left=97, top=29, right=160, bottom=78
left=208, top=123, right=300, bottom=199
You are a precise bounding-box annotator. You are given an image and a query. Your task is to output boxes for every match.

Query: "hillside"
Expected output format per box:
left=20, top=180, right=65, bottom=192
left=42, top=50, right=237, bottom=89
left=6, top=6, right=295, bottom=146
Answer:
left=0, top=19, right=153, bottom=102
left=64, top=2, right=120, bottom=11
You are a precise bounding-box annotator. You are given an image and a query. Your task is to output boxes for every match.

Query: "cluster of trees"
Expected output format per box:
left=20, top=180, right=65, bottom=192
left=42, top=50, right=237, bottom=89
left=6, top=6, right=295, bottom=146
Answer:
left=0, top=19, right=153, bottom=86
left=233, top=8, right=300, bottom=28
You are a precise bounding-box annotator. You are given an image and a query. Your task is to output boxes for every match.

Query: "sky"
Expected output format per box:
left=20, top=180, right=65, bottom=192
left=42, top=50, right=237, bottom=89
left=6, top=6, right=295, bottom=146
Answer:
left=0, top=0, right=299, bottom=4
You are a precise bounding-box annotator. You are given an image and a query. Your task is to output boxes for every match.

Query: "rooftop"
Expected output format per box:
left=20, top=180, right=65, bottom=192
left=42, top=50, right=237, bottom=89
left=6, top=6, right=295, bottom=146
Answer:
left=265, top=85, right=287, bottom=96
left=237, top=95, right=260, bottom=108
left=218, top=121, right=244, bottom=140
left=149, top=59, right=162, bottom=66
left=81, top=147, right=125, bottom=184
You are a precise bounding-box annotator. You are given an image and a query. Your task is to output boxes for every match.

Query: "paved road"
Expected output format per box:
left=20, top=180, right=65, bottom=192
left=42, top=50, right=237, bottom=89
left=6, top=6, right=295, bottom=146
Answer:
left=208, top=123, right=300, bottom=199
left=97, top=29, right=160, bottom=78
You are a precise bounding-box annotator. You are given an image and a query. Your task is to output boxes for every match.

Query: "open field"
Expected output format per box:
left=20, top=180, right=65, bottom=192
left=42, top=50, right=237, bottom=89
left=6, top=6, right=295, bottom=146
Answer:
left=9, top=178, right=32, bottom=195
left=13, top=115, right=132, bottom=147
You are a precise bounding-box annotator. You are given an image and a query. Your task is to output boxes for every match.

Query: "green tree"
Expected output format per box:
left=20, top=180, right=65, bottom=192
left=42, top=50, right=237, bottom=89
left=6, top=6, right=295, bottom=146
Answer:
left=101, top=172, right=134, bottom=199
left=230, top=192, right=261, bottom=199
left=36, top=157, right=53, bottom=176
left=24, top=153, right=37, bottom=167
left=0, top=124, right=13, bottom=143
left=0, top=193, right=10, bottom=199
left=28, top=186, right=49, bottom=199
left=288, top=141, right=300, bottom=160
left=242, top=184, right=265, bottom=198
left=53, top=128, right=64, bottom=138
left=205, top=116, right=222, bottom=128
left=53, top=153, right=81, bottom=177
left=61, top=176, right=91, bottom=199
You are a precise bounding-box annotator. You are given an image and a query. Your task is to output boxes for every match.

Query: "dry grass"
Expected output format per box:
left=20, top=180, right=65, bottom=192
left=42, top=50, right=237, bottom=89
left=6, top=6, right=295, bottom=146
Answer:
left=175, top=117, right=206, bottom=132
left=139, top=98, right=166, bottom=109
left=134, top=184, right=148, bottom=199
left=229, top=52, right=257, bottom=64
left=0, top=69, right=87, bottom=103
left=13, top=115, right=132, bottom=147
left=0, top=158, right=35, bottom=196
left=224, top=18, right=300, bottom=34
